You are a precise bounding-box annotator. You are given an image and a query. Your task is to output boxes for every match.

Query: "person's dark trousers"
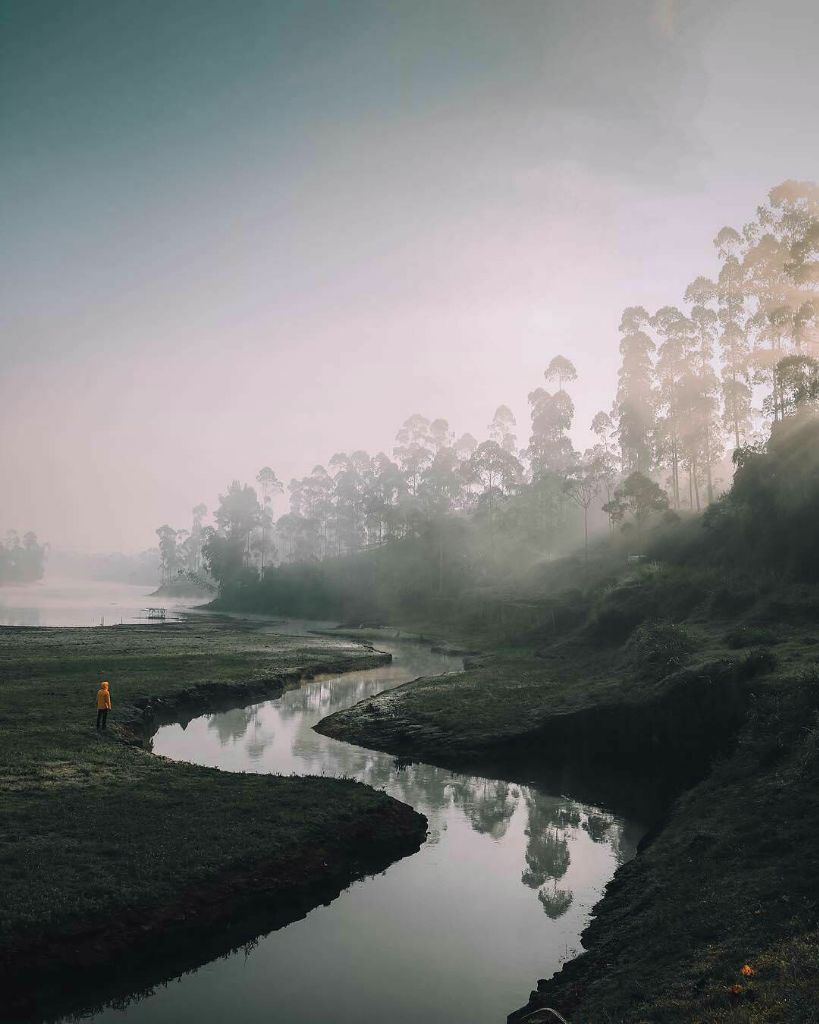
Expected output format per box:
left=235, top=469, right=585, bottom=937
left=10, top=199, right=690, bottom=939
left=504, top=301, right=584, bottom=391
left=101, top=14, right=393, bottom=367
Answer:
left=96, top=709, right=109, bottom=729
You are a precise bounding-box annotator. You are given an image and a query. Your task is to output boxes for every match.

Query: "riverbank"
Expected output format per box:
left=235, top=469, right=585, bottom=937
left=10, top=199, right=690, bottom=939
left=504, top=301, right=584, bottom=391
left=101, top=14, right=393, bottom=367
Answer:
left=315, top=576, right=819, bottom=1021
left=0, top=622, right=427, bottom=1022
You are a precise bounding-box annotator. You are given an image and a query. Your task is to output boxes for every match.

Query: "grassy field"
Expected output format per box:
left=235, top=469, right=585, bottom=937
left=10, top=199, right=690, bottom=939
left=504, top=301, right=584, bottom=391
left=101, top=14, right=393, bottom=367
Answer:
left=315, top=567, right=819, bottom=1022
left=0, top=621, right=426, bottom=1020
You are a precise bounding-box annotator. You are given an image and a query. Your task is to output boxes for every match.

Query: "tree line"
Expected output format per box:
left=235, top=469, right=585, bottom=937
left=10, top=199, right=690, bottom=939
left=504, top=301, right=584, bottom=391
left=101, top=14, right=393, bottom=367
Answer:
left=154, top=180, right=818, bottom=593
left=0, top=531, right=47, bottom=585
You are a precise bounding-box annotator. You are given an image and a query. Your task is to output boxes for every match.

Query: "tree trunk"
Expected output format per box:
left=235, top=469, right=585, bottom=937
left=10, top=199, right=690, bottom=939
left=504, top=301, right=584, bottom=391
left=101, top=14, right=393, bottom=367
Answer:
left=704, top=423, right=714, bottom=504
left=583, top=505, right=589, bottom=562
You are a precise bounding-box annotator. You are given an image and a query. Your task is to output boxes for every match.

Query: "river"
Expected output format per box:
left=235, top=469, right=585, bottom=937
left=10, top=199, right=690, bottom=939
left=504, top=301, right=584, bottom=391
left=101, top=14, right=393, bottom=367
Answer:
left=5, top=582, right=646, bottom=1023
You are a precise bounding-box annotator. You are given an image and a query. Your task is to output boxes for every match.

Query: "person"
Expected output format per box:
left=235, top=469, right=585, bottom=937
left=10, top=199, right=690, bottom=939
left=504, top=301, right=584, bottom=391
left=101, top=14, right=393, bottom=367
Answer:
left=96, top=681, right=112, bottom=729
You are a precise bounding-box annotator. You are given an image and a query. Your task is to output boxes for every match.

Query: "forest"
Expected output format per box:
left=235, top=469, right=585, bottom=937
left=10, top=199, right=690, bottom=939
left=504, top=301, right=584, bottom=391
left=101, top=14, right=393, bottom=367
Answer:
left=155, top=180, right=819, bottom=616
left=0, top=530, right=47, bottom=585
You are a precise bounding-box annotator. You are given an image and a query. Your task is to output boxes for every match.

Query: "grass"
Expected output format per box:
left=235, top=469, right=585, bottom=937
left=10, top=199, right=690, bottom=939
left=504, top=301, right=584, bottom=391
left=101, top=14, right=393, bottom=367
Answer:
left=0, top=621, right=426, bottom=1017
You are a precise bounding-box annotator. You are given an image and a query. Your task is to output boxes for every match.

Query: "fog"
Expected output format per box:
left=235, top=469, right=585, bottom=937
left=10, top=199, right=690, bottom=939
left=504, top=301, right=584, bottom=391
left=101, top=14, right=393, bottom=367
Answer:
left=2, top=0, right=818, bottom=552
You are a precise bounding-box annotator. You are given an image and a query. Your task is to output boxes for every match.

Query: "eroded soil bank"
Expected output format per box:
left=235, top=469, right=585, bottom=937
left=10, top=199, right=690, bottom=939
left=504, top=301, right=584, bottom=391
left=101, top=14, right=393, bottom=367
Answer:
left=0, top=622, right=426, bottom=1022
left=316, top=604, right=819, bottom=1021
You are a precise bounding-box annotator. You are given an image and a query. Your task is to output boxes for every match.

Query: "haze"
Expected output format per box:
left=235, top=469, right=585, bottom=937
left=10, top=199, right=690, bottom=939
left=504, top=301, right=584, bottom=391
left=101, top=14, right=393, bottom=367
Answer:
left=2, top=0, right=818, bottom=552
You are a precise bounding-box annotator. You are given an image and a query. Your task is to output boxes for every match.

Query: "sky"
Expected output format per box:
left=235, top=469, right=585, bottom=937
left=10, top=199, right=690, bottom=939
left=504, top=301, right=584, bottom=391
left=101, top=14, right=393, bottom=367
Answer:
left=2, top=0, right=818, bottom=552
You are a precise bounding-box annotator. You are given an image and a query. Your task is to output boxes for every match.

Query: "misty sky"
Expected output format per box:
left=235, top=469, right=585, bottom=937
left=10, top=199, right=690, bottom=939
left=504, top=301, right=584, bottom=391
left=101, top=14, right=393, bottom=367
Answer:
left=2, top=0, right=818, bottom=552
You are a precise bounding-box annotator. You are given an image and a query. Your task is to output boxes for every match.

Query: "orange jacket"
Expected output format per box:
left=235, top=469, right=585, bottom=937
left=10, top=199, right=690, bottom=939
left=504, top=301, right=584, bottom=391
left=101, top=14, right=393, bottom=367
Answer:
left=96, top=682, right=112, bottom=710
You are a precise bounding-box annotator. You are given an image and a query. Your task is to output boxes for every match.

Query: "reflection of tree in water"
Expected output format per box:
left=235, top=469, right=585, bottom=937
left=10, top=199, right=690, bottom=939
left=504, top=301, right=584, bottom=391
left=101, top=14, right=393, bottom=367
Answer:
left=538, top=884, right=574, bottom=919
left=521, top=828, right=570, bottom=889
left=372, top=761, right=455, bottom=825
left=273, top=676, right=390, bottom=722
left=517, top=793, right=639, bottom=919
left=449, top=777, right=520, bottom=840
left=245, top=720, right=274, bottom=762
left=208, top=707, right=255, bottom=745
left=554, top=806, right=581, bottom=829
left=583, top=813, right=612, bottom=843
left=579, top=807, right=642, bottom=868
left=521, top=792, right=571, bottom=890
left=610, top=815, right=645, bottom=867
left=520, top=792, right=579, bottom=920
left=207, top=707, right=274, bottom=760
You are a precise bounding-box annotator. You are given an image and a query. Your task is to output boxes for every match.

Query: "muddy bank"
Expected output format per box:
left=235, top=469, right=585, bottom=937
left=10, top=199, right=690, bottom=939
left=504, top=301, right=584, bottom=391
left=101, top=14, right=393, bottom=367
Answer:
left=315, top=651, right=748, bottom=787
left=312, top=624, right=480, bottom=658
left=0, top=622, right=424, bottom=1022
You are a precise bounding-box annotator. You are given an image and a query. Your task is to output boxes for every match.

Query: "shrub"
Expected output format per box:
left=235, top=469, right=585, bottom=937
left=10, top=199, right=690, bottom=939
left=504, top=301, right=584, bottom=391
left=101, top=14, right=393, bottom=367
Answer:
left=709, top=587, right=758, bottom=617
left=586, top=578, right=651, bottom=642
left=736, top=647, right=778, bottom=680
left=627, top=620, right=697, bottom=679
left=724, top=626, right=781, bottom=649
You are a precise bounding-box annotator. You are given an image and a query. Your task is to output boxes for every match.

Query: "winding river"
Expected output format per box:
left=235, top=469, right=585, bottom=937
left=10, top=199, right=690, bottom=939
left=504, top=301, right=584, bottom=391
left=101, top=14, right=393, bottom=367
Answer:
left=7, top=583, right=647, bottom=1023
left=102, top=621, right=643, bottom=1024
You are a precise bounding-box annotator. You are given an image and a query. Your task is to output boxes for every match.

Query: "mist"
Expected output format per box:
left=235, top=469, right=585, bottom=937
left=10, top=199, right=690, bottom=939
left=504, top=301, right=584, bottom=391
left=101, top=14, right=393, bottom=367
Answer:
left=3, top=0, right=818, bottom=554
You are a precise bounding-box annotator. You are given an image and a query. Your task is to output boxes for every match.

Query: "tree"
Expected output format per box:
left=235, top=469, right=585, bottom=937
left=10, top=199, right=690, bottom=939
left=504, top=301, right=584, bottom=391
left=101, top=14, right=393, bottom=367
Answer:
left=328, top=452, right=366, bottom=555
left=488, top=405, right=517, bottom=453
left=289, top=465, right=334, bottom=558
left=787, top=219, right=819, bottom=288
left=213, top=481, right=263, bottom=568
left=453, top=432, right=478, bottom=460
left=544, top=355, right=578, bottom=391
left=371, top=453, right=407, bottom=542
left=0, top=530, right=47, bottom=584
left=394, top=414, right=434, bottom=495
left=526, top=388, right=575, bottom=480
left=256, top=467, right=284, bottom=571
left=564, top=455, right=602, bottom=561
left=682, top=284, right=724, bottom=505
left=467, top=440, right=523, bottom=565
left=589, top=411, right=620, bottom=529
left=188, top=504, right=207, bottom=571
left=603, top=472, right=669, bottom=542
left=652, top=305, right=698, bottom=508
left=613, top=307, right=656, bottom=475
left=428, top=418, right=454, bottom=452
left=467, top=441, right=522, bottom=516
left=201, top=527, right=246, bottom=586
left=744, top=182, right=819, bottom=427
left=773, top=355, right=819, bottom=418
left=155, top=525, right=179, bottom=585
left=419, top=447, right=463, bottom=516
left=710, top=229, right=753, bottom=449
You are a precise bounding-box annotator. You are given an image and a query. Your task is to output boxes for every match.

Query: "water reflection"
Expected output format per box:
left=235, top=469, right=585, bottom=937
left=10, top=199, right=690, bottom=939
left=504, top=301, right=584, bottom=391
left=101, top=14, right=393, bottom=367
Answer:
left=86, top=638, right=648, bottom=1024
left=154, top=642, right=640, bottom=925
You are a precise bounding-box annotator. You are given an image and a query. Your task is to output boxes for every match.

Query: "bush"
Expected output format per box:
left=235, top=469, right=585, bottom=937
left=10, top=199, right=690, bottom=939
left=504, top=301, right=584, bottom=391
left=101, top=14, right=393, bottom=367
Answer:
left=709, top=586, right=758, bottom=617
left=586, top=579, right=652, bottom=642
left=627, top=620, right=697, bottom=679
left=736, top=647, right=778, bottom=680
left=586, top=565, right=717, bottom=643
left=724, top=625, right=780, bottom=649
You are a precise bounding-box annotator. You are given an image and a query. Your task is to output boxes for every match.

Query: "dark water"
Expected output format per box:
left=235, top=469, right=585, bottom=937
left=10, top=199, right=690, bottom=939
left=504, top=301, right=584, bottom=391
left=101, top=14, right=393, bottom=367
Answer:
left=77, top=627, right=647, bottom=1024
